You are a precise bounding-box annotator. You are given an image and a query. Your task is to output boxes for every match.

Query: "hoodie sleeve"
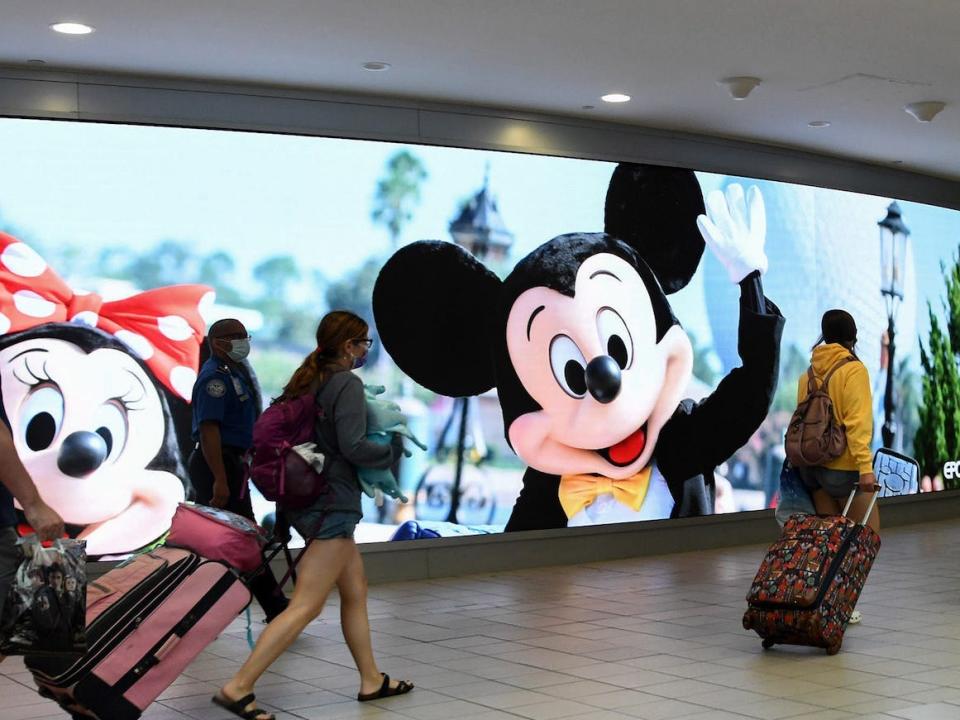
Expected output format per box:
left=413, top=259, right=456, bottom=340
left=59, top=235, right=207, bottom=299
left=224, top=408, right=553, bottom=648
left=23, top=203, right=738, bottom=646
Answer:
left=838, top=363, right=874, bottom=475
left=325, top=373, right=398, bottom=470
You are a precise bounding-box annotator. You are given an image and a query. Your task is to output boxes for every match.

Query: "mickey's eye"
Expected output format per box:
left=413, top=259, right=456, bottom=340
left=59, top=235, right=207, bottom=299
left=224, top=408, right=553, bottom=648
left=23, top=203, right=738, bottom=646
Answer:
left=597, top=307, right=633, bottom=370
left=549, top=335, right=587, bottom=398
left=20, top=386, right=65, bottom=452
left=93, top=402, right=128, bottom=463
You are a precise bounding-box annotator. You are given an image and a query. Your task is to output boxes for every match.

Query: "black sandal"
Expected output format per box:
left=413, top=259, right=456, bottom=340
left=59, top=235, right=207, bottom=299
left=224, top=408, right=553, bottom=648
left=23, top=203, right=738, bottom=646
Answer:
left=357, top=672, right=414, bottom=702
left=211, top=691, right=275, bottom=720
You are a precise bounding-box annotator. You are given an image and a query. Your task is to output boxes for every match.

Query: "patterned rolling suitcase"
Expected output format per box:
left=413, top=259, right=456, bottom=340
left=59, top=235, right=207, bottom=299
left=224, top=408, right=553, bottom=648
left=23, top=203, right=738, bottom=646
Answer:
left=743, top=488, right=880, bottom=655
left=25, top=547, right=250, bottom=720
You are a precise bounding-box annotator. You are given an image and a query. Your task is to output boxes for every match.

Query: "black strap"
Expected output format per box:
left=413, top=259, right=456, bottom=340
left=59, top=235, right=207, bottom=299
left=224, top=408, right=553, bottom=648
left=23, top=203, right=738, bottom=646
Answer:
left=112, top=568, right=240, bottom=694
left=822, top=356, right=856, bottom=390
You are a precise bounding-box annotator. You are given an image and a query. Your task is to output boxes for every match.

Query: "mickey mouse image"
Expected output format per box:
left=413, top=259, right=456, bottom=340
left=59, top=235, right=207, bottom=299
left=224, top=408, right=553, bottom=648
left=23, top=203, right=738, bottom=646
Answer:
left=373, top=163, right=784, bottom=530
left=0, top=232, right=210, bottom=555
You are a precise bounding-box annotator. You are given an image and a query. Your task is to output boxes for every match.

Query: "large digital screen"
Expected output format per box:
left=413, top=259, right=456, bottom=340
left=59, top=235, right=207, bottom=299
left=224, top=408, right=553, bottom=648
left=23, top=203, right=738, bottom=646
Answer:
left=1, top=118, right=958, bottom=555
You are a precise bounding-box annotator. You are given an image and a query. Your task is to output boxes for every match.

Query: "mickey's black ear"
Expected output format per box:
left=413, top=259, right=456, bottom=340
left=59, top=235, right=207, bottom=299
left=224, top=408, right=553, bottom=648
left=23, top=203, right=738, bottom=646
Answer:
left=373, top=241, right=500, bottom=397
left=604, top=163, right=705, bottom=294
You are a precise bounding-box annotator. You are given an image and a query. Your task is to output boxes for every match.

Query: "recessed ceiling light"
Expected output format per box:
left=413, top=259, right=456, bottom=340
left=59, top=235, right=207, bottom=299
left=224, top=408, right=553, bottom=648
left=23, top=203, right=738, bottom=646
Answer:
left=904, top=101, right=946, bottom=123
left=361, top=61, right=391, bottom=72
left=50, top=22, right=95, bottom=35
left=718, top=76, right=761, bottom=100
left=808, top=120, right=831, bottom=128
left=601, top=93, right=631, bottom=103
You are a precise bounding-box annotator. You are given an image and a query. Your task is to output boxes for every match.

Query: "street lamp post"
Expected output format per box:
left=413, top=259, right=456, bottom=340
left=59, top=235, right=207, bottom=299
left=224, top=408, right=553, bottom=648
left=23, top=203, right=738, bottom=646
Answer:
left=878, top=201, right=910, bottom=449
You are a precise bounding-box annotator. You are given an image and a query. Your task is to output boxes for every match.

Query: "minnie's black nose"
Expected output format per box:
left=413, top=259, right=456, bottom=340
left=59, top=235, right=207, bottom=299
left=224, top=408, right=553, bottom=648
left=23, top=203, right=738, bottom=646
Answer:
left=585, top=355, right=621, bottom=404
left=57, top=431, right=108, bottom=477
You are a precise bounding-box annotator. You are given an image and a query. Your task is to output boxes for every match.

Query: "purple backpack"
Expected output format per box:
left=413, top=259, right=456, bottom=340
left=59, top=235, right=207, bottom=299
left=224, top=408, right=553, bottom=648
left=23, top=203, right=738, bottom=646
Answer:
left=245, top=393, right=328, bottom=509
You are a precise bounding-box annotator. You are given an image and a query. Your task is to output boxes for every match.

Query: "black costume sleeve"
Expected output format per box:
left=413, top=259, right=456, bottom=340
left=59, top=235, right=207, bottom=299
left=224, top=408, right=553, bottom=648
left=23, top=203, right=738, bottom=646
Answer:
left=656, top=272, right=784, bottom=489
left=504, top=468, right=566, bottom=531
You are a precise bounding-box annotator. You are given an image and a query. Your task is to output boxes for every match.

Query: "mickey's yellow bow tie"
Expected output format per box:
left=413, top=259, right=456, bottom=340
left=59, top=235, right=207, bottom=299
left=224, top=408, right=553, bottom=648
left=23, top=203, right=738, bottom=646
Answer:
left=558, top=466, right=652, bottom=519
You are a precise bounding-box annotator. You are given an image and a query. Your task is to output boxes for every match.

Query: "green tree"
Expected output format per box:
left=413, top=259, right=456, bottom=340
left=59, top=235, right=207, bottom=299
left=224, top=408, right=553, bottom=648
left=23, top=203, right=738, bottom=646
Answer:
left=98, top=247, right=135, bottom=278
left=251, top=255, right=305, bottom=345
left=915, top=248, right=960, bottom=486
left=325, top=257, right=383, bottom=364
left=124, top=240, right=196, bottom=290
left=371, top=150, right=427, bottom=250
left=253, top=255, right=300, bottom=302
left=772, top=343, right=810, bottom=413
left=199, top=251, right=244, bottom=306
left=895, top=356, right=921, bottom=460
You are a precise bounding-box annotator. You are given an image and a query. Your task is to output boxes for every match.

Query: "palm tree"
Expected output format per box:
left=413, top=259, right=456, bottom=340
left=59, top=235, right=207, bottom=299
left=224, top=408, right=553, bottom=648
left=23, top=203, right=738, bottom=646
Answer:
left=371, top=150, right=427, bottom=250
left=253, top=255, right=300, bottom=302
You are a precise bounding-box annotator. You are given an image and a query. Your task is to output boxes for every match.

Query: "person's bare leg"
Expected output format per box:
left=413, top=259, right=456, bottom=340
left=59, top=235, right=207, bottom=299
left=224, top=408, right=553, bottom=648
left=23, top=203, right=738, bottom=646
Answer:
left=336, top=541, right=412, bottom=695
left=218, top=539, right=352, bottom=718
left=812, top=488, right=842, bottom=517
left=848, top=492, right=880, bottom=533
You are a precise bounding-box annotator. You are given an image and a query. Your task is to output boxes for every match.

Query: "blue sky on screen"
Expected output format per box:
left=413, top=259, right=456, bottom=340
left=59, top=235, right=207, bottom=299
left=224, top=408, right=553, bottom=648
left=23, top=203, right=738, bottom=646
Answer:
left=0, top=118, right=957, bottom=351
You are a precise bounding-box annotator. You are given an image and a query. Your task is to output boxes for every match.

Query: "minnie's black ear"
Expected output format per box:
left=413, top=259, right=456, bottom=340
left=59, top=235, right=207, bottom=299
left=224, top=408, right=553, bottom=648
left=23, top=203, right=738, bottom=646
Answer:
left=373, top=241, right=501, bottom=397
left=604, top=162, right=706, bottom=294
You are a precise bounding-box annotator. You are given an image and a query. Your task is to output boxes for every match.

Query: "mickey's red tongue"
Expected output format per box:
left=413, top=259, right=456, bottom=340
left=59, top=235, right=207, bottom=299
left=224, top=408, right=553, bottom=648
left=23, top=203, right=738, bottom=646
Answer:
left=608, top=427, right=647, bottom=465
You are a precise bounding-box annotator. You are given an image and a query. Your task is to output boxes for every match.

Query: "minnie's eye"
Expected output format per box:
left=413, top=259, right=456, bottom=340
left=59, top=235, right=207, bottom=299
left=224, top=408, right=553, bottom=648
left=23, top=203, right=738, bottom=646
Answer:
left=93, top=402, right=128, bottom=462
left=549, top=335, right=587, bottom=398
left=597, top=307, right=633, bottom=370
left=19, top=386, right=65, bottom=452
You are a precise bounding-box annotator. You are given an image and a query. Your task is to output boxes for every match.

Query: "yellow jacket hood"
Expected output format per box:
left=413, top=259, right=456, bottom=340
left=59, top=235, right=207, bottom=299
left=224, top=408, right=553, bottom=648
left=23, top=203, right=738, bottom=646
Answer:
left=810, top=343, right=856, bottom=378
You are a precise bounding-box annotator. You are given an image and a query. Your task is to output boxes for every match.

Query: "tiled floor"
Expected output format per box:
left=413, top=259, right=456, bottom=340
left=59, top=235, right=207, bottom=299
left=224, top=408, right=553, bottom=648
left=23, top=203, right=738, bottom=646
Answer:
left=4, top=518, right=960, bottom=720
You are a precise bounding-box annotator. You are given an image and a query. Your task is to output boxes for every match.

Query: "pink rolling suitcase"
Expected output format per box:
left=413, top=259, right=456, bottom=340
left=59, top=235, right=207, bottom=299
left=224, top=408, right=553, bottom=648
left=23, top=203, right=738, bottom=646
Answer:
left=26, top=547, right=250, bottom=720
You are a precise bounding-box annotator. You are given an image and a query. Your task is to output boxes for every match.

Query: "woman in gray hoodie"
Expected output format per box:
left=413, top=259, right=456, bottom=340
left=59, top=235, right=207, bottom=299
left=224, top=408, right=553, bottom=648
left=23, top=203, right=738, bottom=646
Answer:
left=214, top=311, right=413, bottom=720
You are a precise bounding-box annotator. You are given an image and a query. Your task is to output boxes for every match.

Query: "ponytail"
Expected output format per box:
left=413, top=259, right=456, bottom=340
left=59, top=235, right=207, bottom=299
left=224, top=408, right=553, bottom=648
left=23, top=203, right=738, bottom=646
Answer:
left=275, top=310, right=368, bottom=403
left=277, top=348, right=332, bottom=402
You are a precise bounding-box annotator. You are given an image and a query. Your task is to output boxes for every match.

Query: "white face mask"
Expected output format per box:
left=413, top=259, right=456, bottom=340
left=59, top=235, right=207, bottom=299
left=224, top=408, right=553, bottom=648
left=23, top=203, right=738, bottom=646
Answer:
left=224, top=338, right=250, bottom=361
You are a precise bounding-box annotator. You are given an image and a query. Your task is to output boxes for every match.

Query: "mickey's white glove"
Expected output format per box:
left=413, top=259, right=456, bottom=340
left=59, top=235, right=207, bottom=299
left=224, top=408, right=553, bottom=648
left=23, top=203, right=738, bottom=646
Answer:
left=697, top=184, right=768, bottom=283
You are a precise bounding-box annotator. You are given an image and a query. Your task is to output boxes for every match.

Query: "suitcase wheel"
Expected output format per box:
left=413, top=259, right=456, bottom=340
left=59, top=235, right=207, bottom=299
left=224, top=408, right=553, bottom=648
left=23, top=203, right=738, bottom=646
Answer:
left=761, top=639, right=775, bottom=650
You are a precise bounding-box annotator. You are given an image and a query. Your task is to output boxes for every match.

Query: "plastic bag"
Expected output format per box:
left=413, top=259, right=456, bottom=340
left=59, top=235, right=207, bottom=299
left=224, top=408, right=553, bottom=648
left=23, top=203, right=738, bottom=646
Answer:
left=774, top=460, right=816, bottom=527
left=0, top=536, right=87, bottom=656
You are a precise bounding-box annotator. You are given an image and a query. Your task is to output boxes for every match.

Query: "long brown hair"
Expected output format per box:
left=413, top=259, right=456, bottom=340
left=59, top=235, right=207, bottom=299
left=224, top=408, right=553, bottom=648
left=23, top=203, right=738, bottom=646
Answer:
left=278, top=311, right=368, bottom=401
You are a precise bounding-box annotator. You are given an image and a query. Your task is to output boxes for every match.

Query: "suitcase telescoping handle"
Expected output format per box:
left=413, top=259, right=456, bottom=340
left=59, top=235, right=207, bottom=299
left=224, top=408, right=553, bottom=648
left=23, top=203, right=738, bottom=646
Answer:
left=841, top=481, right=882, bottom=525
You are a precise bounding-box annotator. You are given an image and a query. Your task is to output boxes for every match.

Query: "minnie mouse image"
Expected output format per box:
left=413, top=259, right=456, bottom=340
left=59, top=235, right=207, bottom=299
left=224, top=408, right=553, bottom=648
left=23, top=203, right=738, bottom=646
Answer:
left=373, top=163, right=784, bottom=530
left=0, top=232, right=210, bottom=556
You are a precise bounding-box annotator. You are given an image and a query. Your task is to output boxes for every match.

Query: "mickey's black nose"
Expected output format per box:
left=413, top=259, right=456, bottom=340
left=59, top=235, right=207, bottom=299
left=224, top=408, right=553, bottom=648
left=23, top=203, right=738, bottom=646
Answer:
left=57, top=431, right=108, bottom=478
left=585, top=355, right=621, bottom=404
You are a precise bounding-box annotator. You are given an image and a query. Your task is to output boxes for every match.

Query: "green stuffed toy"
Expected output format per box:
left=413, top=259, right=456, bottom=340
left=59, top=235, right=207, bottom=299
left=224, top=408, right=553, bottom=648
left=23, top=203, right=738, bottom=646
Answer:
left=359, top=385, right=427, bottom=504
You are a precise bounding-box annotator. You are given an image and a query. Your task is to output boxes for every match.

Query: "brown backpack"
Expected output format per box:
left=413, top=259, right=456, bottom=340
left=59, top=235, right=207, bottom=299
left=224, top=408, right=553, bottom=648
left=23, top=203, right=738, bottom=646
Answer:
left=785, top=357, right=855, bottom=467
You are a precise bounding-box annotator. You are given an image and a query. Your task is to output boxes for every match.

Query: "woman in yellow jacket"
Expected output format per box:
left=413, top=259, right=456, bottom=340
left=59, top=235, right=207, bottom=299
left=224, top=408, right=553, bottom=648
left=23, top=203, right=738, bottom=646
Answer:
left=797, top=310, right=879, bottom=534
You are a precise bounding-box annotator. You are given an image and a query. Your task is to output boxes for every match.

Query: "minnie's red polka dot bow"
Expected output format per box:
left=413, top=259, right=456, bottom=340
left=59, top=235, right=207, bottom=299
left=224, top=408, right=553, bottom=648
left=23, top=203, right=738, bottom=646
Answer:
left=0, top=232, right=212, bottom=401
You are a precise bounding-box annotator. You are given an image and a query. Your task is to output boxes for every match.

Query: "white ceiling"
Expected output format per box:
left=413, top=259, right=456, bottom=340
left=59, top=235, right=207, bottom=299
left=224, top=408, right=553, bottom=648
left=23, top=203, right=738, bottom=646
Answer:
left=1, top=0, right=958, bottom=179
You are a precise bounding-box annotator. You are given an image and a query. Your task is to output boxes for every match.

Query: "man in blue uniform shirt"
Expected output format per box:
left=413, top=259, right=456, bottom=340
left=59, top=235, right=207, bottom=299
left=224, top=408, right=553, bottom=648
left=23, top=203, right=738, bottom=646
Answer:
left=189, top=318, right=288, bottom=622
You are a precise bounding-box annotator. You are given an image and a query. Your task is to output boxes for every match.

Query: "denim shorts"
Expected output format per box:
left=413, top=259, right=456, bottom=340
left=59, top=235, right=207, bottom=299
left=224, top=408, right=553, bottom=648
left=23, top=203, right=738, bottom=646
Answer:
left=799, top=466, right=860, bottom=499
left=288, top=509, right=361, bottom=541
